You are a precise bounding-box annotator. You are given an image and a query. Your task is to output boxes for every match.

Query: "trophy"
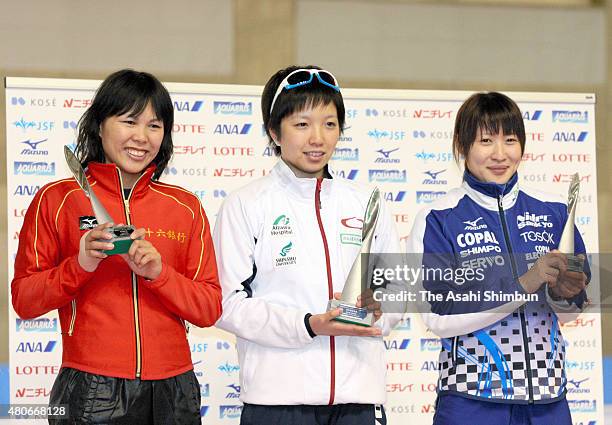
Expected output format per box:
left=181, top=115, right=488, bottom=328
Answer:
left=558, top=173, right=584, bottom=272
left=64, top=146, right=136, bottom=255
left=327, top=188, right=380, bottom=326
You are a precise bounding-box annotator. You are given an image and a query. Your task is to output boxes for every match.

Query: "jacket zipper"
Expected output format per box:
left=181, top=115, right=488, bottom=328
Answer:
left=117, top=169, right=145, bottom=379
left=68, top=300, right=77, bottom=336
left=315, top=178, right=335, bottom=405
left=497, top=194, right=534, bottom=403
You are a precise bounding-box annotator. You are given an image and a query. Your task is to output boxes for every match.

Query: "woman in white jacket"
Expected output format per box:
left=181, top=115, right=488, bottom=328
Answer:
left=213, top=65, right=401, bottom=425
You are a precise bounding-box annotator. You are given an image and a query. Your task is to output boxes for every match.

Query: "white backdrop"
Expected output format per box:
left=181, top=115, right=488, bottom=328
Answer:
left=5, top=77, right=602, bottom=424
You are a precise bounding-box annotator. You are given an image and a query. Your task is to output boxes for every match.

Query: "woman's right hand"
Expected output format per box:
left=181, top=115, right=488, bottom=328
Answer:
left=78, top=222, right=115, bottom=272
left=518, top=250, right=567, bottom=294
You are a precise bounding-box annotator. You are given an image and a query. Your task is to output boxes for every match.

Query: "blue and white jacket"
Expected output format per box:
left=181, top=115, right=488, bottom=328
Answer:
left=407, top=171, right=589, bottom=404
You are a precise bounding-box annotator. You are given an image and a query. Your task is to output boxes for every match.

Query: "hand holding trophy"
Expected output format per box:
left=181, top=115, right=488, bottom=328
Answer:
left=558, top=173, right=584, bottom=273
left=64, top=146, right=137, bottom=255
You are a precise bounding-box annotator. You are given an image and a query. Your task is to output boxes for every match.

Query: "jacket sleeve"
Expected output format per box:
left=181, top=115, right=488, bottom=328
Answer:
left=12, top=184, right=94, bottom=319
left=370, top=197, right=404, bottom=336
left=213, top=193, right=314, bottom=349
left=406, top=207, right=526, bottom=338
left=143, top=201, right=222, bottom=328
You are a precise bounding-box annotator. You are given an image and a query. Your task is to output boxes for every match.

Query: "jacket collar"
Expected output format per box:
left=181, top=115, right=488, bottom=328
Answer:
left=272, top=159, right=334, bottom=201
left=86, top=162, right=156, bottom=199
left=461, top=170, right=520, bottom=211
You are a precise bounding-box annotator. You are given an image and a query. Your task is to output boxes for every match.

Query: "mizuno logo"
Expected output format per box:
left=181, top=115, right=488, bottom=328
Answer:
left=376, top=148, right=399, bottom=158
left=21, top=139, right=47, bottom=150
left=424, top=169, right=446, bottom=180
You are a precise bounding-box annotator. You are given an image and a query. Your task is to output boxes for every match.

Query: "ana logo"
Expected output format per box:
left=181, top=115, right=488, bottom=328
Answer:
left=368, top=169, right=406, bottom=183
left=341, top=217, right=363, bottom=229
left=522, top=110, right=542, bottom=121
left=375, top=148, right=400, bottom=164
left=422, top=169, right=447, bottom=185
left=552, top=110, right=588, bottom=123
left=332, top=148, right=359, bottom=161
left=14, top=161, right=55, bottom=176
left=20, top=139, right=49, bottom=155
left=262, top=146, right=275, bottom=156
left=367, top=129, right=406, bottom=141
left=173, top=100, right=203, bottom=112
left=552, top=131, right=588, bottom=142
left=331, top=169, right=359, bottom=180
left=382, top=191, right=407, bottom=203
left=225, top=384, right=241, bottom=399
left=200, top=406, right=209, bottom=417
left=213, top=123, right=252, bottom=135
left=214, top=101, right=253, bottom=115
left=384, top=339, right=411, bottom=350
left=217, top=362, right=240, bottom=375
left=463, top=217, right=487, bottom=230
left=271, top=215, right=292, bottom=236
left=219, top=405, right=242, bottom=419
left=16, top=318, right=58, bottom=332
left=279, top=242, right=293, bottom=257
left=416, top=191, right=446, bottom=204
left=16, top=341, right=57, bottom=353
left=420, top=338, right=441, bottom=351
left=79, top=216, right=98, bottom=230
left=516, top=212, right=552, bottom=229
left=14, top=185, right=40, bottom=197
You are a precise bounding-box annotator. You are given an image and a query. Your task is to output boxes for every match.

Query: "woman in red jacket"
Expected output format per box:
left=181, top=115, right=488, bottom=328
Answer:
left=12, top=69, right=222, bottom=424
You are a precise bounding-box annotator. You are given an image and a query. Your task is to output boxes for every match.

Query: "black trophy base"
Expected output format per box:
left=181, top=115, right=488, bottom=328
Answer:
left=327, top=299, right=374, bottom=327
left=103, top=225, right=137, bottom=255
left=566, top=254, right=585, bottom=273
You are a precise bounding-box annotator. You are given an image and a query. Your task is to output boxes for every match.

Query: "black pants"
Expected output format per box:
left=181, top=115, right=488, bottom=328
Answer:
left=240, top=403, right=386, bottom=425
left=48, top=367, right=201, bottom=425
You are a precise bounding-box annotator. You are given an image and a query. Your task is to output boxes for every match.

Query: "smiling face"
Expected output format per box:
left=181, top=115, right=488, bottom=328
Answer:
left=272, top=102, right=340, bottom=178
left=466, top=128, right=523, bottom=184
left=100, top=102, right=163, bottom=188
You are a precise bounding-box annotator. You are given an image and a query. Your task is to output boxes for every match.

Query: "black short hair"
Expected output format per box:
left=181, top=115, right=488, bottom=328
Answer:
left=75, top=69, right=174, bottom=180
left=453, top=92, right=526, bottom=163
left=261, top=65, right=345, bottom=156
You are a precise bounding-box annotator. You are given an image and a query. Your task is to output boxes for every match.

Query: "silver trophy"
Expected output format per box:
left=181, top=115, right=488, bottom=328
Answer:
left=327, top=188, right=380, bottom=327
left=558, top=173, right=584, bottom=273
left=64, top=146, right=136, bottom=255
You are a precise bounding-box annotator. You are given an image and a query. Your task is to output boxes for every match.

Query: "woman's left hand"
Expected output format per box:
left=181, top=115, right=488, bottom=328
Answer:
left=121, top=228, right=162, bottom=280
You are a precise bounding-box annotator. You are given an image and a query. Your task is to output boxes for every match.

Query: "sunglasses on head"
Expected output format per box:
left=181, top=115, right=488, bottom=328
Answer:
left=269, top=69, right=341, bottom=114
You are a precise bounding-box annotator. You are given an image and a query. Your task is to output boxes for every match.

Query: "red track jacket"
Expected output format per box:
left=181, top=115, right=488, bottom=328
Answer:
left=12, top=162, right=222, bottom=380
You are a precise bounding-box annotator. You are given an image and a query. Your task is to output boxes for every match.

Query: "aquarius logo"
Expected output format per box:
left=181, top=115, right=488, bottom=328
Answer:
left=14, top=161, right=55, bottom=176
left=552, top=110, right=588, bottom=123
left=214, top=101, right=253, bottom=115
left=332, top=147, right=359, bottom=161
left=280, top=242, right=293, bottom=257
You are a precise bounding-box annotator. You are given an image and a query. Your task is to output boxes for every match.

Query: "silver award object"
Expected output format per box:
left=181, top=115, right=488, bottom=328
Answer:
left=327, top=188, right=380, bottom=327
left=558, top=173, right=584, bottom=273
left=64, top=146, right=136, bottom=255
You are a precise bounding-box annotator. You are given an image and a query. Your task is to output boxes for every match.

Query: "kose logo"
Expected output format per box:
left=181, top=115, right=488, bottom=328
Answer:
left=413, top=130, right=453, bottom=140
left=368, top=169, right=406, bottom=183
left=522, top=110, right=542, bottom=121
left=173, top=100, right=203, bottom=112
left=20, top=139, right=49, bottom=155
left=16, top=341, right=58, bottom=353
left=16, top=318, right=58, bottom=332
left=416, top=191, right=446, bottom=204
left=12, top=97, right=57, bottom=107
left=332, top=147, right=359, bottom=161
left=214, top=101, right=252, bottom=115
left=213, top=123, right=252, bottom=135
left=375, top=148, right=400, bottom=164
left=14, top=161, right=55, bottom=176
left=552, top=131, right=588, bottom=142
left=552, top=110, right=588, bottom=123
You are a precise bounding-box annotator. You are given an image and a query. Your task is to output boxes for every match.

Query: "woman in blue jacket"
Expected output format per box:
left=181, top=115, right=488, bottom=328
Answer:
left=407, top=92, right=589, bottom=425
